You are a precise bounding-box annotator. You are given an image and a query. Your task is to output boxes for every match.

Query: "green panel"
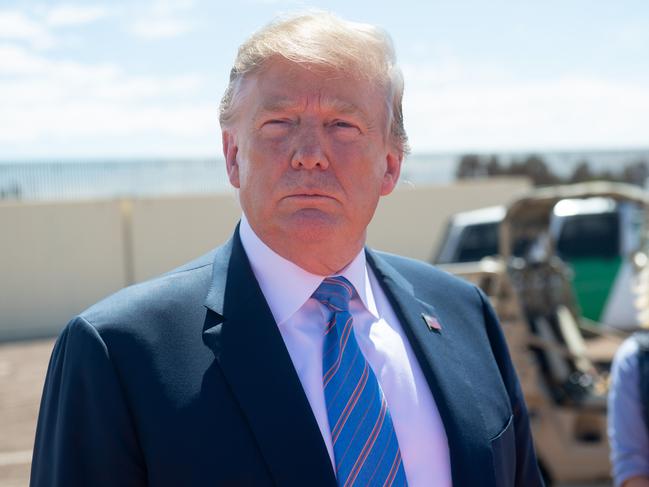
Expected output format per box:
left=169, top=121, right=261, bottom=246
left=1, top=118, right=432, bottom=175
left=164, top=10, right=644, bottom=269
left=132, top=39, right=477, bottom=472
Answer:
left=568, top=257, right=622, bottom=322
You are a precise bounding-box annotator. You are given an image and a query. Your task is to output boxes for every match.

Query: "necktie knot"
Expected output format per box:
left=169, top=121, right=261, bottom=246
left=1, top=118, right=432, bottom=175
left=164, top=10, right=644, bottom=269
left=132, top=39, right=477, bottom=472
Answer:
left=312, top=276, right=354, bottom=313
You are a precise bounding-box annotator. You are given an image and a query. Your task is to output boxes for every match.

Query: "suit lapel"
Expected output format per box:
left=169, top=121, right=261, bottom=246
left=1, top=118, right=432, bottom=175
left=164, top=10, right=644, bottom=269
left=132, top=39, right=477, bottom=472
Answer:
left=202, top=230, right=336, bottom=486
left=366, top=249, right=495, bottom=486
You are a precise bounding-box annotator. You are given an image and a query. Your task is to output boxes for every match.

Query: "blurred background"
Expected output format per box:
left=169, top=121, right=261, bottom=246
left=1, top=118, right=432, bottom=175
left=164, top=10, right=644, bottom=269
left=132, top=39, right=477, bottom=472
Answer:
left=1, top=0, right=648, bottom=485
left=1, top=0, right=648, bottom=197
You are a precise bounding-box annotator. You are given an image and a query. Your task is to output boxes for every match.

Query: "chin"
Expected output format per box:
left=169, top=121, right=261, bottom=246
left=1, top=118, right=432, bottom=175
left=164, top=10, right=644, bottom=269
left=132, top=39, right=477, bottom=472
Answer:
left=283, top=211, right=346, bottom=243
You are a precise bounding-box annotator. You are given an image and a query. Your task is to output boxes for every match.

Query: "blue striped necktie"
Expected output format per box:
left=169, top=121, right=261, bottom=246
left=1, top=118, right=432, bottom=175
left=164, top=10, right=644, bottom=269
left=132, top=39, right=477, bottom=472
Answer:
left=313, top=276, right=408, bottom=487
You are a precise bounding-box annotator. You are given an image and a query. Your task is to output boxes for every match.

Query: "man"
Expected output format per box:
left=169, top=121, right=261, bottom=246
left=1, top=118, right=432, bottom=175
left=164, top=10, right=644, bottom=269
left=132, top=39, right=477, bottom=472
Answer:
left=31, top=12, right=543, bottom=487
left=609, top=334, right=649, bottom=487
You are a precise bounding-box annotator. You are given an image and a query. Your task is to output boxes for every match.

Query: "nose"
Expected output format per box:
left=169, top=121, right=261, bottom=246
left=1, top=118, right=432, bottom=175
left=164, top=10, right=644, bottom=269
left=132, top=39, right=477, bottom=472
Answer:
left=290, top=128, right=329, bottom=170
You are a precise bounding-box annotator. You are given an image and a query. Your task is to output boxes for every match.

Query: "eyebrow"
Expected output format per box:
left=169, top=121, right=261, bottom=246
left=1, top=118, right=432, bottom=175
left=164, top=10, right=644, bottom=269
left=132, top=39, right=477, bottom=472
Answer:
left=258, top=98, right=298, bottom=113
left=257, top=97, right=370, bottom=123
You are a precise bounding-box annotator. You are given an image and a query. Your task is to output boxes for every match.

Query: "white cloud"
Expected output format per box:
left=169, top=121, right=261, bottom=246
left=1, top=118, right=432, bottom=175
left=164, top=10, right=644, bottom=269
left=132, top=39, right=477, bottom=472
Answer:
left=0, top=44, right=203, bottom=99
left=46, top=5, right=109, bottom=27
left=0, top=10, right=55, bottom=49
left=0, top=44, right=50, bottom=74
left=130, top=18, right=192, bottom=40
left=129, top=0, right=195, bottom=40
left=402, top=63, right=649, bottom=151
left=0, top=103, right=216, bottom=142
left=0, top=5, right=109, bottom=52
left=149, top=0, right=196, bottom=15
left=2, top=36, right=647, bottom=158
left=0, top=44, right=217, bottom=147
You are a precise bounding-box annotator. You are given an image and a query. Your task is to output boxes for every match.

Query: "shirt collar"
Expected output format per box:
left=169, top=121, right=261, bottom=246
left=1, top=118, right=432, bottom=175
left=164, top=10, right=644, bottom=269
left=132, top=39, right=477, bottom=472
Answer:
left=238, top=215, right=379, bottom=325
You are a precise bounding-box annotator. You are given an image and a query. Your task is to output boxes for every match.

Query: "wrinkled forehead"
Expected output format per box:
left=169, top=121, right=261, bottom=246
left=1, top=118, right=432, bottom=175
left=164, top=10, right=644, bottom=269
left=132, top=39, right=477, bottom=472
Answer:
left=235, top=58, right=389, bottom=119
left=257, top=93, right=369, bottom=116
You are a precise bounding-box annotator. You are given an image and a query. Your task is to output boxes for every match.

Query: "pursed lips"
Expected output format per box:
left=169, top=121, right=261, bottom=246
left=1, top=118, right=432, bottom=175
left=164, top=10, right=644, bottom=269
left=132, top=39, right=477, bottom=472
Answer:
left=281, top=191, right=338, bottom=204
left=284, top=190, right=336, bottom=199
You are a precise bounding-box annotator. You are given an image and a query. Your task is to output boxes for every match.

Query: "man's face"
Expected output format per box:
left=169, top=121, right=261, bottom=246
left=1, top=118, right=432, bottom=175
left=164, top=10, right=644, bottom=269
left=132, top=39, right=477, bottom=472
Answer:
left=222, top=58, right=401, bottom=259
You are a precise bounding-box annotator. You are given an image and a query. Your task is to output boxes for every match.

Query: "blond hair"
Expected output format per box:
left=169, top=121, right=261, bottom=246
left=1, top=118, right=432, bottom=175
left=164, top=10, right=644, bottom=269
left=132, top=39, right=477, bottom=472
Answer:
left=219, top=11, right=408, bottom=155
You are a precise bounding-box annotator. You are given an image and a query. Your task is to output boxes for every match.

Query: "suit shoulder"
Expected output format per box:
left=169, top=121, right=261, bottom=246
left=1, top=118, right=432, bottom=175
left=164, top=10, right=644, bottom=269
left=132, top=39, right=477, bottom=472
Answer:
left=372, top=250, right=478, bottom=296
left=78, top=248, right=220, bottom=332
left=160, top=248, right=217, bottom=276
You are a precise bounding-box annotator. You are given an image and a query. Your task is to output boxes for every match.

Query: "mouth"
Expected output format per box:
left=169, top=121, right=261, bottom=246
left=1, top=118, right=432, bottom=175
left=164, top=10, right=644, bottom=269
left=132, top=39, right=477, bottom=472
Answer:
left=281, top=191, right=338, bottom=205
left=284, top=190, right=335, bottom=199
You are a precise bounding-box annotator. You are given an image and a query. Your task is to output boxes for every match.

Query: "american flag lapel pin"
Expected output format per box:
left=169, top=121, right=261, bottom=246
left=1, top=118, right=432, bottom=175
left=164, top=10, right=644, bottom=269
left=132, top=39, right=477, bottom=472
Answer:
left=422, top=313, right=442, bottom=332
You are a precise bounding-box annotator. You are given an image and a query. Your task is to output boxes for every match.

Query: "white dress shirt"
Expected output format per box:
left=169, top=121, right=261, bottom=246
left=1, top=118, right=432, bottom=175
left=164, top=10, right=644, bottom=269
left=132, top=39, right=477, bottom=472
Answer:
left=239, top=215, right=451, bottom=486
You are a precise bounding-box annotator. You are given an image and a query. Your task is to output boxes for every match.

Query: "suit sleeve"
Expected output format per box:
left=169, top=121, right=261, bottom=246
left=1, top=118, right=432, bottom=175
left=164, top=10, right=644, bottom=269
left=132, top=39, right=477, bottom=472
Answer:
left=476, top=287, right=545, bottom=487
left=30, top=316, right=146, bottom=487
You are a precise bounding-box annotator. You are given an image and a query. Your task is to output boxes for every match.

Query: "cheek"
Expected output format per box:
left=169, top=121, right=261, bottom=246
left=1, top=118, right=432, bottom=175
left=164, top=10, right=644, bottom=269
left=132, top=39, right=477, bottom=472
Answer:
left=236, top=151, right=281, bottom=195
left=338, top=145, right=388, bottom=182
left=251, top=126, right=293, bottom=150
left=245, top=134, right=290, bottom=168
left=236, top=140, right=266, bottom=185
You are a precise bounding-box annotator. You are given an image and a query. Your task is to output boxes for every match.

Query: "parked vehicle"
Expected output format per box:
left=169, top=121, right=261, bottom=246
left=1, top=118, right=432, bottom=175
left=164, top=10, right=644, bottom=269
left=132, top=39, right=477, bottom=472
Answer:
left=435, top=182, right=649, bottom=485
left=435, top=184, right=647, bottom=331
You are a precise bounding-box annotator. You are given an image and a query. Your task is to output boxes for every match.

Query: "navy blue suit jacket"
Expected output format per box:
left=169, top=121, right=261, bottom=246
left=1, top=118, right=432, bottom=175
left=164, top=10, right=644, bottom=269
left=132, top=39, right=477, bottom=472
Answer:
left=31, top=228, right=543, bottom=486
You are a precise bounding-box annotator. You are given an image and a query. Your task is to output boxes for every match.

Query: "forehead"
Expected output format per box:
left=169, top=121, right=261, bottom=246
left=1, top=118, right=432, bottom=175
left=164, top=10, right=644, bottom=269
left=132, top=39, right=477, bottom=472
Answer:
left=239, top=59, right=386, bottom=118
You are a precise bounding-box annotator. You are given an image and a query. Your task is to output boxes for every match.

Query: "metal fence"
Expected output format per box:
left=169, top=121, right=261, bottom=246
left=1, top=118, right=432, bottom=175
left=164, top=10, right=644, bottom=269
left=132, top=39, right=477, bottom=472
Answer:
left=0, top=159, right=231, bottom=201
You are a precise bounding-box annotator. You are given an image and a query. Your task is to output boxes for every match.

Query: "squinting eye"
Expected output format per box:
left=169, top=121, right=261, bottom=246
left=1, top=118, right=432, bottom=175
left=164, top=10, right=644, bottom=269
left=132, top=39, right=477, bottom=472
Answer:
left=260, top=119, right=292, bottom=134
left=334, top=121, right=356, bottom=129
left=331, top=120, right=361, bottom=137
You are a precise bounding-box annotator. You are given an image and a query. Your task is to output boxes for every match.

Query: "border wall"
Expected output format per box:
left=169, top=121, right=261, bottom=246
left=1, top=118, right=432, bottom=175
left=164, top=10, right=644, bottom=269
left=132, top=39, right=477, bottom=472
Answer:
left=0, top=178, right=530, bottom=340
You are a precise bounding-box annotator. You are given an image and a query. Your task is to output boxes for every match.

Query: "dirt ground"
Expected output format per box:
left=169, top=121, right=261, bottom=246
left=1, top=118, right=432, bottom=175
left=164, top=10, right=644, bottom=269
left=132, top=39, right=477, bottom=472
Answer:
left=0, top=338, right=611, bottom=487
left=0, top=339, right=53, bottom=487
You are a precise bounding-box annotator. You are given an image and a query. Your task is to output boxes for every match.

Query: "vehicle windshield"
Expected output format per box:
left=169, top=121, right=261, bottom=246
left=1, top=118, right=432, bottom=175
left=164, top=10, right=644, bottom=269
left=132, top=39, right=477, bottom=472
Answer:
left=452, top=222, right=499, bottom=263
left=555, top=212, right=619, bottom=259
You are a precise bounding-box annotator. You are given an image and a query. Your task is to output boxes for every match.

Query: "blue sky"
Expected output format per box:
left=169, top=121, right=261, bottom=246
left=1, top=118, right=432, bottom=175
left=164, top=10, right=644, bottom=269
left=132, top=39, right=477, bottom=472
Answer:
left=1, top=0, right=648, bottom=159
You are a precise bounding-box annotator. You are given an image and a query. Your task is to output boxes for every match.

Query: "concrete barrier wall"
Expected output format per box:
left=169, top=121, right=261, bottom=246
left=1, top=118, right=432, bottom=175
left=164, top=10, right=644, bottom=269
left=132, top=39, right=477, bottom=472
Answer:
left=129, top=194, right=241, bottom=283
left=0, top=200, right=127, bottom=339
left=0, top=178, right=530, bottom=340
left=369, top=178, right=531, bottom=262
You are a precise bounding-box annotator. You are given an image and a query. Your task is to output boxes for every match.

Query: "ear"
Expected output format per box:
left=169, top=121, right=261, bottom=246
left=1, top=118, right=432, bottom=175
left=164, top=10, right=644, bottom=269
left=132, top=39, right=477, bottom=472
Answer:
left=379, top=148, right=402, bottom=196
left=222, top=130, right=240, bottom=189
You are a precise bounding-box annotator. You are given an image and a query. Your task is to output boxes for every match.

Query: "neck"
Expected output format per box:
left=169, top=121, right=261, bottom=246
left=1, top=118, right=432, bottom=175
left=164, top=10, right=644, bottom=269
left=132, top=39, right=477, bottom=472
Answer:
left=243, top=220, right=366, bottom=275
left=269, top=237, right=365, bottom=275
